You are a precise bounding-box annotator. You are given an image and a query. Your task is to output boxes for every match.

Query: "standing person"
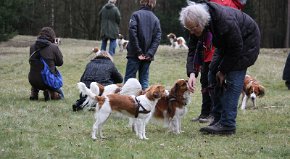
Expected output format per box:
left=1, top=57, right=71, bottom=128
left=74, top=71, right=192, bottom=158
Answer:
left=179, top=1, right=260, bottom=135
left=72, top=51, right=123, bottom=111
left=28, top=27, right=64, bottom=101
left=190, top=0, right=245, bottom=123
left=99, top=0, right=121, bottom=56
left=124, top=0, right=162, bottom=90
left=282, top=52, right=290, bottom=90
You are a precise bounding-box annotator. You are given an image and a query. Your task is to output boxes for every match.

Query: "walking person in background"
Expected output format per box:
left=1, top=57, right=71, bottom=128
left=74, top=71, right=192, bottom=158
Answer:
left=180, top=1, right=260, bottom=135
left=72, top=51, right=123, bottom=111
left=99, top=0, right=121, bottom=56
left=190, top=0, right=246, bottom=123
left=28, top=27, right=64, bottom=101
left=124, top=0, right=161, bottom=90
left=283, top=52, right=290, bottom=90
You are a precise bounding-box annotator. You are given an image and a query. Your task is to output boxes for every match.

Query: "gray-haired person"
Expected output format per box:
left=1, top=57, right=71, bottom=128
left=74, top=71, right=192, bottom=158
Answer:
left=179, top=1, right=260, bottom=135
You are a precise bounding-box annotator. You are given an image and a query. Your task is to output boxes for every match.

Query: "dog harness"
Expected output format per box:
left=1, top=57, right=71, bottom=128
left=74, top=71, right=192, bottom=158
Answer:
left=134, top=97, right=151, bottom=118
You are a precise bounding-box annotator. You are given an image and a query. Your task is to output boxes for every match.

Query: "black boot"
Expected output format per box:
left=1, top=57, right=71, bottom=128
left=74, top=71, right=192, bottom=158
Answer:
left=29, top=87, right=39, bottom=100
left=200, top=122, right=236, bottom=135
left=43, top=90, right=51, bottom=101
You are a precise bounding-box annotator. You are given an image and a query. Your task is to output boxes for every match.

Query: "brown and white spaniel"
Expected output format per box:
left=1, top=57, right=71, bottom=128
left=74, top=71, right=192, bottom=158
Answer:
left=86, top=84, right=166, bottom=140
left=167, top=33, right=188, bottom=49
left=78, top=78, right=142, bottom=109
left=117, top=34, right=129, bottom=52
left=152, top=79, right=191, bottom=134
left=241, top=75, right=265, bottom=110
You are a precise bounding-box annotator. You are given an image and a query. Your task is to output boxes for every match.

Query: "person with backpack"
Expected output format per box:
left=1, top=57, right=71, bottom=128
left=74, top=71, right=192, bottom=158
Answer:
left=190, top=0, right=245, bottom=123
left=180, top=1, right=260, bottom=135
left=28, top=27, right=64, bottom=101
left=99, top=0, right=121, bottom=56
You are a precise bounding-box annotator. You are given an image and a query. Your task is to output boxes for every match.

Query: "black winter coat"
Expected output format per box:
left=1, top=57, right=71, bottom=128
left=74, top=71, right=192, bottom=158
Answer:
left=126, top=6, right=161, bottom=60
left=283, top=52, right=290, bottom=81
left=80, top=57, right=123, bottom=87
left=186, top=2, right=260, bottom=76
left=208, top=2, right=260, bottom=74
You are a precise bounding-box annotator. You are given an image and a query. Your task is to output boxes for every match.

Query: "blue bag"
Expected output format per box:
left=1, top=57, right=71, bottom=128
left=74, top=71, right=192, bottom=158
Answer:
left=40, top=58, right=63, bottom=90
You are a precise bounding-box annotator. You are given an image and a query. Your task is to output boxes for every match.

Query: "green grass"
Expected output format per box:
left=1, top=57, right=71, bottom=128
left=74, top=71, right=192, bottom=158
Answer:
left=0, top=35, right=289, bottom=159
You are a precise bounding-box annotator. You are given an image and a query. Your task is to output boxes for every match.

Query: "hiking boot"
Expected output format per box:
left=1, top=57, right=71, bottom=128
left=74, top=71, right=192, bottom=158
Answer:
left=29, top=87, right=39, bottom=100
left=43, top=90, right=51, bottom=101
left=200, top=122, right=236, bottom=135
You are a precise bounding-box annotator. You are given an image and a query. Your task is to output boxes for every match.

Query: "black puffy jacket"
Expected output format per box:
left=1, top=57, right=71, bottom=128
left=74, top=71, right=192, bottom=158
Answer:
left=207, top=2, right=260, bottom=74
left=80, top=57, right=123, bottom=87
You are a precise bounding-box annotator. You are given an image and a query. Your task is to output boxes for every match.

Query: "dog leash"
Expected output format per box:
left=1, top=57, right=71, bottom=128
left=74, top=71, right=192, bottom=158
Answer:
left=134, top=97, right=151, bottom=118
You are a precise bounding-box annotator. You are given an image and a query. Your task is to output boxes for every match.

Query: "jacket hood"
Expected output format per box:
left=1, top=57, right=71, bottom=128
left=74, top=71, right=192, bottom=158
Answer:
left=35, top=36, right=51, bottom=49
left=105, top=3, right=115, bottom=9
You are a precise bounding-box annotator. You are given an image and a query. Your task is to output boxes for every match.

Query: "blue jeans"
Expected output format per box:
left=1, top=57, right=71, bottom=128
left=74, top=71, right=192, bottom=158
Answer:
left=124, top=57, right=151, bottom=90
left=101, top=38, right=117, bottom=56
left=209, top=69, right=246, bottom=128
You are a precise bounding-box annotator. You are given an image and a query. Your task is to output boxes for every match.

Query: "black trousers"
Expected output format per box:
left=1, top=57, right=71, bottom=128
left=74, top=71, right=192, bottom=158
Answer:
left=199, top=62, right=213, bottom=117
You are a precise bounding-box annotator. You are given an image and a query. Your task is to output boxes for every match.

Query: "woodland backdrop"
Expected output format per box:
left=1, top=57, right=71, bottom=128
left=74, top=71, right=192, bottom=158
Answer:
left=0, top=0, right=289, bottom=48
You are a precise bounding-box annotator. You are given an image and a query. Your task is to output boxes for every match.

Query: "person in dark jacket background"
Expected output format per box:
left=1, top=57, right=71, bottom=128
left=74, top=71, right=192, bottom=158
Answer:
left=72, top=51, right=123, bottom=111
left=29, top=27, right=64, bottom=101
left=124, top=0, right=161, bottom=90
left=99, top=0, right=121, bottom=56
left=283, top=52, right=290, bottom=90
left=179, top=1, right=260, bottom=135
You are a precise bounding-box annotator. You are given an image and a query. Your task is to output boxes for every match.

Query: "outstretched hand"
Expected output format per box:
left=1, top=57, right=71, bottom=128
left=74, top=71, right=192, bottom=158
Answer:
left=188, top=73, right=196, bottom=93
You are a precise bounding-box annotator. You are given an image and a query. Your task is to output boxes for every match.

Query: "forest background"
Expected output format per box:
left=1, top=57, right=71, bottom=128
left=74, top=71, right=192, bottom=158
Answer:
left=0, top=0, right=290, bottom=48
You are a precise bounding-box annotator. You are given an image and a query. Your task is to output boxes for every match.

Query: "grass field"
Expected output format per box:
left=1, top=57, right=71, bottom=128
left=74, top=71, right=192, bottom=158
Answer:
left=0, top=35, right=290, bottom=159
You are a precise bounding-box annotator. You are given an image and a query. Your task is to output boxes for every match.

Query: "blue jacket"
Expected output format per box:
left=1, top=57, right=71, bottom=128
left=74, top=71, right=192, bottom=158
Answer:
left=126, top=6, right=162, bottom=60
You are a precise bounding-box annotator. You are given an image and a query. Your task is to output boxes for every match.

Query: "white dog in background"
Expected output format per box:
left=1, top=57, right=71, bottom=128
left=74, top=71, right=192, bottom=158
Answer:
left=167, top=33, right=188, bottom=49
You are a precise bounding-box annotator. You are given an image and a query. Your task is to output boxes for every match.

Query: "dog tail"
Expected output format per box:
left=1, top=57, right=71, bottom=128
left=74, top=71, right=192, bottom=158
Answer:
left=77, top=82, right=100, bottom=108
left=120, top=78, right=142, bottom=96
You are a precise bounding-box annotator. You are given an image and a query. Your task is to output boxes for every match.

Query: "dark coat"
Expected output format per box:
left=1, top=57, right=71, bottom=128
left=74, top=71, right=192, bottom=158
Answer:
left=99, top=3, right=121, bottom=39
left=80, top=56, right=123, bottom=87
left=186, top=2, right=260, bottom=76
left=126, top=6, right=162, bottom=60
left=28, top=38, right=63, bottom=90
left=208, top=2, right=260, bottom=74
left=283, top=52, right=290, bottom=81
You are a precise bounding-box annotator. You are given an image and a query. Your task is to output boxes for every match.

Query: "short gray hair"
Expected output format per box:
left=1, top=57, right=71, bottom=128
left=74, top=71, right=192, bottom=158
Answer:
left=108, top=0, right=117, bottom=4
left=179, top=1, right=210, bottom=30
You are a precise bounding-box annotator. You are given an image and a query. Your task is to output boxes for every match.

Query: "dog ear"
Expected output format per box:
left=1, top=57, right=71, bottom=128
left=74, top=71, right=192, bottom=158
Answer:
left=258, top=85, right=265, bottom=97
left=245, top=84, right=252, bottom=95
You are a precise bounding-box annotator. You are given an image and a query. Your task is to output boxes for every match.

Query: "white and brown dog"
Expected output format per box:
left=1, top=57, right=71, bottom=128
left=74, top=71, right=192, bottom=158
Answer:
left=117, top=34, right=129, bottom=52
left=80, top=84, right=166, bottom=140
left=151, top=79, right=191, bottom=134
left=241, top=75, right=265, bottom=110
left=78, top=78, right=142, bottom=109
left=167, top=33, right=188, bottom=49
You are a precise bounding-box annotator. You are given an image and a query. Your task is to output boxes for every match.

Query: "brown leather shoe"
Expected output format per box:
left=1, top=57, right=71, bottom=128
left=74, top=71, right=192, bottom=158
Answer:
left=49, top=91, right=62, bottom=100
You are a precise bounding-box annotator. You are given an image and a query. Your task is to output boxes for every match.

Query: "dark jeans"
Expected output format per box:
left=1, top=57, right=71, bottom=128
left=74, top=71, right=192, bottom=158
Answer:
left=209, top=69, right=247, bottom=128
left=200, top=62, right=212, bottom=117
left=124, top=57, right=151, bottom=90
left=101, top=38, right=117, bottom=56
